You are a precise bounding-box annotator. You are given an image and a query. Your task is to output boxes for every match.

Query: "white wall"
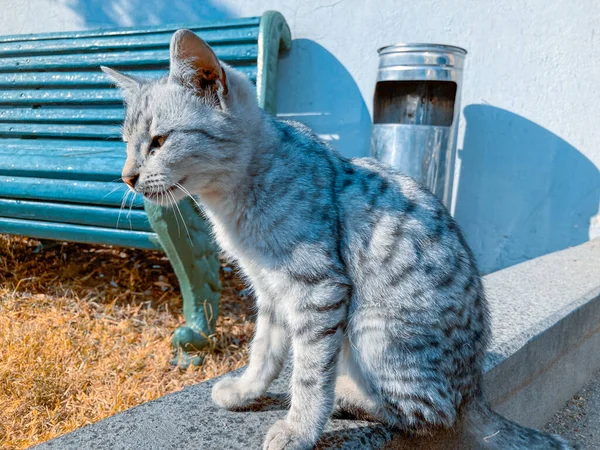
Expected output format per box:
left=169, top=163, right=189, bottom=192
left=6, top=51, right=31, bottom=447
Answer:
left=4, top=0, right=599, bottom=273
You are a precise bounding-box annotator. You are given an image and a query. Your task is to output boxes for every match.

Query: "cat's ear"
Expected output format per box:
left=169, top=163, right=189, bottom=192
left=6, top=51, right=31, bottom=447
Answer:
left=101, top=66, right=141, bottom=100
left=169, top=29, right=228, bottom=101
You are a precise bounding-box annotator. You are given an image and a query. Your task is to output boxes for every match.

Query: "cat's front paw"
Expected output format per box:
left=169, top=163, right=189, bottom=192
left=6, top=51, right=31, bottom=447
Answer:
left=263, top=420, right=313, bottom=450
left=211, top=376, right=259, bottom=410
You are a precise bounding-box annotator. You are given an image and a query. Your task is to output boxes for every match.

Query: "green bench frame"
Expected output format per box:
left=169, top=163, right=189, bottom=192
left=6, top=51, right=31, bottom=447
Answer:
left=0, top=12, right=291, bottom=366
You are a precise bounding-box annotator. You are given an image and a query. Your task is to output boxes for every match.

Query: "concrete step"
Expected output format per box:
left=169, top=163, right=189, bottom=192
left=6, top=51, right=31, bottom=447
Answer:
left=34, top=238, right=600, bottom=449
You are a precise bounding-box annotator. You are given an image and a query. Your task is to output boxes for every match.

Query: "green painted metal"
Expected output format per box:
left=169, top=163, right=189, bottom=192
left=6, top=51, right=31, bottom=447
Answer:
left=0, top=176, right=144, bottom=208
left=0, top=47, right=258, bottom=72
left=0, top=198, right=151, bottom=231
left=0, top=138, right=123, bottom=153
left=145, top=199, right=222, bottom=367
left=0, top=123, right=122, bottom=138
left=257, top=11, right=292, bottom=114
left=0, top=89, right=123, bottom=106
left=0, top=217, right=160, bottom=249
left=0, top=71, right=164, bottom=89
left=0, top=107, right=125, bottom=124
left=0, top=154, right=125, bottom=180
left=0, top=28, right=260, bottom=56
left=0, top=68, right=258, bottom=89
left=0, top=12, right=291, bottom=366
left=0, top=17, right=260, bottom=42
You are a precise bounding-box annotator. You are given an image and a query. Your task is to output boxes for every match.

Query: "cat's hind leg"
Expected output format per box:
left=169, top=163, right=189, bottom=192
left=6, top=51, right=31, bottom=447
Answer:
left=333, top=336, right=383, bottom=421
left=333, top=336, right=445, bottom=431
left=346, top=308, right=460, bottom=434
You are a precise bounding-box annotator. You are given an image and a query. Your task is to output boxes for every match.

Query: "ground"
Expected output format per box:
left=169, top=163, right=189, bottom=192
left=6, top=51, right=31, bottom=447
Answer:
left=1, top=234, right=598, bottom=450
left=545, top=369, right=600, bottom=449
left=0, top=235, right=253, bottom=450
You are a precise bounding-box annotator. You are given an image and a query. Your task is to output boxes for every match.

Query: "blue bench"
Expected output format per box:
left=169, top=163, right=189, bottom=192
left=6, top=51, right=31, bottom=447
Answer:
left=0, top=12, right=291, bottom=366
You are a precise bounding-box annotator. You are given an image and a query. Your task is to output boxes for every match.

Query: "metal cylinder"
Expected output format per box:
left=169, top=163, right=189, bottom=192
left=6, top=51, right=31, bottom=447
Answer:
left=370, top=43, right=467, bottom=208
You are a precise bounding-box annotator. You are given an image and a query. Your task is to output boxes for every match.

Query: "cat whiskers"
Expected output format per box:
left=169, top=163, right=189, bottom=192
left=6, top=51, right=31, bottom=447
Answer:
left=127, top=188, right=136, bottom=222
left=175, top=182, right=203, bottom=212
left=104, top=181, right=126, bottom=200
left=163, top=188, right=179, bottom=236
left=168, top=189, right=192, bottom=243
left=116, top=189, right=131, bottom=230
left=148, top=184, right=192, bottom=243
left=114, top=181, right=194, bottom=242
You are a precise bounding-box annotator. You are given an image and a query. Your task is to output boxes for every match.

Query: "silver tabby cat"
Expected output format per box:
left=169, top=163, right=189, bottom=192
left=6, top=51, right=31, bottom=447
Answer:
left=102, top=30, right=574, bottom=450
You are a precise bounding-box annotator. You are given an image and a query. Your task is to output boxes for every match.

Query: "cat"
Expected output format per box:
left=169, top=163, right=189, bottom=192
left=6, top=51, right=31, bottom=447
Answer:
left=102, top=29, right=575, bottom=450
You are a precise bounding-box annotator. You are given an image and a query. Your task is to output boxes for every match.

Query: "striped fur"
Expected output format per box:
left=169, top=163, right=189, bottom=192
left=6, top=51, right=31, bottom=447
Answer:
left=103, top=30, right=575, bottom=450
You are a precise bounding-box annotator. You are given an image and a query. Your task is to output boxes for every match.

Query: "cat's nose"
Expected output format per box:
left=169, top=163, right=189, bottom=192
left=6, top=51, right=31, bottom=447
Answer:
left=122, top=173, right=139, bottom=189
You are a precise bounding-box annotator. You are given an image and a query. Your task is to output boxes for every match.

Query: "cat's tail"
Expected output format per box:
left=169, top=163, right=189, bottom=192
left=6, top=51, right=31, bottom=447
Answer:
left=460, top=396, right=577, bottom=450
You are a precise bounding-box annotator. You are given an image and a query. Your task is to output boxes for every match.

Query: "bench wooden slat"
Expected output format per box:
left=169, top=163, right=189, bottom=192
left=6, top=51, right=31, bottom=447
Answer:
left=0, top=70, right=165, bottom=88
left=0, top=176, right=144, bottom=208
left=0, top=123, right=121, bottom=141
left=0, top=88, right=123, bottom=106
left=0, top=46, right=257, bottom=72
left=0, top=217, right=159, bottom=249
left=0, top=17, right=261, bottom=43
left=0, top=107, right=125, bottom=124
left=0, top=67, right=257, bottom=88
left=0, top=198, right=151, bottom=231
left=0, top=27, right=259, bottom=57
left=0, top=154, right=125, bottom=180
left=0, top=123, right=122, bottom=139
left=0, top=138, right=123, bottom=155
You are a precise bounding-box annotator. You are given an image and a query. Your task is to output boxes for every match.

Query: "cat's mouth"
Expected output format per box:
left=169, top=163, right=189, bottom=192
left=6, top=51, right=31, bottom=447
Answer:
left=142, top=177, right=188, bottom=202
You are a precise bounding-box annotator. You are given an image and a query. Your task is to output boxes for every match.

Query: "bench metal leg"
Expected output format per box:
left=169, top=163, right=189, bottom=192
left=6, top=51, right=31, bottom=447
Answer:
left=144, top=198, right=222, bottom=367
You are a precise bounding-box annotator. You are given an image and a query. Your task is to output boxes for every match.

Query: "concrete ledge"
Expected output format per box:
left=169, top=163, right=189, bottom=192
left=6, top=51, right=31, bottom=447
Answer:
left=483, top=238, right=600, bottom=428
left=35, top=239, right=600, bottom=449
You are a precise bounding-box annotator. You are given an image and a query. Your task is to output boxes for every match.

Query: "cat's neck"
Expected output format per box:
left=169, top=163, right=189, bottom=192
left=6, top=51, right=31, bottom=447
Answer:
left=194, top=113, right=281, bottom=224
left=192, top=115, right=290, bottom=262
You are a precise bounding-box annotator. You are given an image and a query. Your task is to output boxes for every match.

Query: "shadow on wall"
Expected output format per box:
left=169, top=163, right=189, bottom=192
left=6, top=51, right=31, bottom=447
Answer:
left=275, top=39, right=372, bottom=159
left=63, top=4, right=371, bottom=159
left=62, top=0, right=234, bottom=27
left=454, top=105, right=600, bottom=274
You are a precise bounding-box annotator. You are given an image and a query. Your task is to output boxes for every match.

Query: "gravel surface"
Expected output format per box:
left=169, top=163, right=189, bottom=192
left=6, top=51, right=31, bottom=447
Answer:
left=545, top=369, right=600, bottom=449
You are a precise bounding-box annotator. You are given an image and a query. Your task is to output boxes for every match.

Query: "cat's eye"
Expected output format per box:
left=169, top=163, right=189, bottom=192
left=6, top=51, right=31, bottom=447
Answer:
left=149, top=134, right=168, bottom=152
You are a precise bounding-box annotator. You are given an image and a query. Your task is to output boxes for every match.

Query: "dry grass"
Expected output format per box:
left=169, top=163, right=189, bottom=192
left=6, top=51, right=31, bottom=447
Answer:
left=0, top=234, right=254, bottom=449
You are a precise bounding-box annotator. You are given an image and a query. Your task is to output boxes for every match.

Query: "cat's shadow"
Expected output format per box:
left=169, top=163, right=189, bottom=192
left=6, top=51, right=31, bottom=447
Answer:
left=232, top=393, right=289, bottom=413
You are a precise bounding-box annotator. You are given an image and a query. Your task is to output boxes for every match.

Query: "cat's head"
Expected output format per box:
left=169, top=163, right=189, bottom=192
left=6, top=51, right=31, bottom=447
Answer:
left=101, top=29, right=261, bottom=205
